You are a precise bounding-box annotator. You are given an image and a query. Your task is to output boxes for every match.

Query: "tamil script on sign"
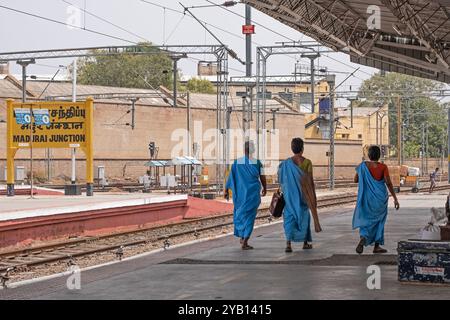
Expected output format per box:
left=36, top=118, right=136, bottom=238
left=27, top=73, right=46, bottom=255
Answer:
left=11, top=104, right=88, bottom=149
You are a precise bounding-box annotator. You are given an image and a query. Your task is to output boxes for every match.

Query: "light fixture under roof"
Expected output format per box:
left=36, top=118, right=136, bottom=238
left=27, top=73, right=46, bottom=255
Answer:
left=392, top=24, right=403, bottom=36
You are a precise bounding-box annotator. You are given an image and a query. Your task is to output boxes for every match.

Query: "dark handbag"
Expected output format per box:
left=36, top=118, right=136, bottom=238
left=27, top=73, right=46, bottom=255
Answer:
left=269, top=190, right=285, bottom=218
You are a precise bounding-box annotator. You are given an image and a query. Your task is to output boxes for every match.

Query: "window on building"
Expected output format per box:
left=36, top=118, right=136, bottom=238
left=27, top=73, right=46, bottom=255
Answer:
left=341, top=134, right=350, bottom=139
left=358, top=134, right=363, bottom=139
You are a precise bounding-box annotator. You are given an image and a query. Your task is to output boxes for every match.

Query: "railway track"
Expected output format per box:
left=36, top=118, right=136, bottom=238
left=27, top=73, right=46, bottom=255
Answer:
left=37, top=176, right=441, bottom=195
left=0, top=193, right=358, bottom=281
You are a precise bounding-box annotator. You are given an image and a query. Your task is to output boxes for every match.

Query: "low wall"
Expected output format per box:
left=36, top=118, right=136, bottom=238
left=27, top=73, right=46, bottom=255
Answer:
left=385, top=158, right=446, bottom=176
left=0, top=139, right=365, bottom=183
left=306, top=138, right=363, bottom=180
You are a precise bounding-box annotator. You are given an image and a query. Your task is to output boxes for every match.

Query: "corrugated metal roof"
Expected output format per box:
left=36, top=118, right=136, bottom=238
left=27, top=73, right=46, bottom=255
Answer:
left=0, top=78, right=24, bottom=98
left=189, top=92, right=297, bottom=113
left=243, top=0, right=450, bottom=83
left=0, top=79, right=299, bottom=113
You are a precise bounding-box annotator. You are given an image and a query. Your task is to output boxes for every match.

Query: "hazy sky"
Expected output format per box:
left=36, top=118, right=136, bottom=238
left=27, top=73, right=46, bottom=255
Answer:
left=0, top=0, right=379, bottom=108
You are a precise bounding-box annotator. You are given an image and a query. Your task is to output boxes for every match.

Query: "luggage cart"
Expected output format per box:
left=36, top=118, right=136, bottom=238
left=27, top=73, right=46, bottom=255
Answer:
left=388, top=166, right=401, bottom=193
left=403, top=175, right=420, bottom=193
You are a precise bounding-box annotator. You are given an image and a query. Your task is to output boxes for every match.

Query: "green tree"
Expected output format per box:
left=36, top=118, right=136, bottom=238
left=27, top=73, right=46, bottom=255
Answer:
left=76, top=42, right=174, bottom=89
left=185, top=78, right=216, bottom=94
left=357, top=72, right=447, bottom=158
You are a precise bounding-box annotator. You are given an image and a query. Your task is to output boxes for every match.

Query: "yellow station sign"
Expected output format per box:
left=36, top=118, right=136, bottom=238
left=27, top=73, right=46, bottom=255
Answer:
left=10, top=102, right=90, bottom=149
left=6, top=98, right=94, bottom=196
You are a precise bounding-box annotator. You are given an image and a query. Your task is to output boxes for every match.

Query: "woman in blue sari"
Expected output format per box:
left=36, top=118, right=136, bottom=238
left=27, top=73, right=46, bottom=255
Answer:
left=278, top=138, right=315, bottom=253
left=353, top=145, right=400, bottom=254
left=224, top=141, right=267, bottom=250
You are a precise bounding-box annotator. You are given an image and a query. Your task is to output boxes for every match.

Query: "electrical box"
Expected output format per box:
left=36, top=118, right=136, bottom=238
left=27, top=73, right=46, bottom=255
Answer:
left=139, top=175, right=151, bottom=189
left=94, top=166, right=105, bottom=180
left=319, top=97, right=331, bottom=114
left=197, top=61, right=218, bottom=76
left=95, top=166, right=107, bottom=186
left=160, top=175, right=177, bottom=188
left=0, top=166, right=6, bottom=181
left=15, top=166, right=25, bottom=181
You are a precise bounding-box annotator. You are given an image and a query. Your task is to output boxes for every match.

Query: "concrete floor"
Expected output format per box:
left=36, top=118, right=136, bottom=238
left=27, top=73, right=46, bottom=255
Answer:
left=2, top=192, right=450, bottom=300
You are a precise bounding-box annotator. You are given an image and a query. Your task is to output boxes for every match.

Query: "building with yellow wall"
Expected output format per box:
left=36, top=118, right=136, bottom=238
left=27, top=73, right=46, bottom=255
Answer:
left=297, top=76, right=389, bottom=153
left=335, top=105, right=389, bottom=148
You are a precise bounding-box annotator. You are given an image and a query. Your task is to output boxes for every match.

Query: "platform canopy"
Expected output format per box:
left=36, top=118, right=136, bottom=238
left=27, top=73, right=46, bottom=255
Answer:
left=144, top=160, right=169, bottom=167
left=166, top=156, right=202, bottom=166
left=243, top=0, right=450, bottom=83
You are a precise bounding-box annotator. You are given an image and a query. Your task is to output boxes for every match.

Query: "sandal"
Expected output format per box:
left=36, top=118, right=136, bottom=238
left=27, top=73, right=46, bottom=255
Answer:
left=373, top=246, right=387, bottom=254
left=356, top=237, right=366, bottom=254
left=285, top=247, right=293, bottom=253
left=242, top=244, right=254, bottom=250
left=302, top=243, right=313, bottom=250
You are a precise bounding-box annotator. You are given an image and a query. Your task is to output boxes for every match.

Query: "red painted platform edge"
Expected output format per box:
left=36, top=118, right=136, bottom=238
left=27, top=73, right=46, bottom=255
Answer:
left=0, top=199, right=188, bottom=248
left=0, top=188, right=63, bottom=196
left=184, top=196, right=233, bottom=219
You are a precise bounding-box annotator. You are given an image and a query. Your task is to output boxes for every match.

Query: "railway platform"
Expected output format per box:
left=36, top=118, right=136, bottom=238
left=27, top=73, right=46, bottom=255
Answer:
left=1, top=191, right=449, bottom=300
left=0, top=187, right=353, bottom=249
left=0, top=193, right=191, bottom=248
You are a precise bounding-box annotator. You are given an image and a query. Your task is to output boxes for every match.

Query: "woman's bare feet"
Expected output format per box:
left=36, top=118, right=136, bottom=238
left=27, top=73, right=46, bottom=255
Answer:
left=302, top=242, right=313, bottom=250
left=285, top=241, right=292, bottom=253
left=241, top=238, right=253, bottom=250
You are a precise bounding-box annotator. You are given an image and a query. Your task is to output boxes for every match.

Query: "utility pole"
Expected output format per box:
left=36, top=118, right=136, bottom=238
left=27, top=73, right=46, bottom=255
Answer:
left=187, top=91, right=191, bottom=157
left=378, top=110, right=386, bottom=148
left=421, top=123, right=425, bottom=176
left=448, top=108, right=450, bottom=183
left=245, top=4, right=252, bottom=77
left=347, top=98, right=356, bottom=128
left=16, top=59, right=35, bottom=198
left=426, top=123, right=429, bottom=175
left=171, top=56, right=181, bottom=107
left=129, top=98, right=139, bottom=130
left=243, top=4, right=253, bottom=136
left=397, top=96, right=402, bottom=166
left=376, top=110, right=379, bottom=146
left=271, top=108, right=277, bottom=130
left=301, top=53, right=320, bottom=114
left=329, top=75, right=336, bottom=190
left=71, top=59, right=77, bottom=185
left=187, top=91, right=192, bottom=190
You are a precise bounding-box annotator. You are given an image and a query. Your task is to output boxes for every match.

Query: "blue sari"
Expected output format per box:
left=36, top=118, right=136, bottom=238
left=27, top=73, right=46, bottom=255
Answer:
left=278, top=158, right=312, bottom=242
left=352, top=162, right=389, bottom=246
left=225, top=156, right=262, bottom=238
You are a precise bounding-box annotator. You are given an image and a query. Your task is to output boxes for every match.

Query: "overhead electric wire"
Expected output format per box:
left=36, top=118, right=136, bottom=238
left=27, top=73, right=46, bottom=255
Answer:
left=61, top=0, right=149, bottom=43
left=8, top=1, right=187, bottom=104
left=37, top=67, right=65, bottom=99
left=0, top=4, right=139, bottom=45
left=164, top=15, right=186, bottom=44
left=204, top=0, right=296, bottom=42
left=202, top=0, right=374, bottom=78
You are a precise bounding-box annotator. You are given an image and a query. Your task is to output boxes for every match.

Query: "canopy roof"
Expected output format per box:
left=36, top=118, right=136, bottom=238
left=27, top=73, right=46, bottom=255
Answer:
left=243, top=0, right=450, bottom=83
left=144, top=160, right=168, bottom=167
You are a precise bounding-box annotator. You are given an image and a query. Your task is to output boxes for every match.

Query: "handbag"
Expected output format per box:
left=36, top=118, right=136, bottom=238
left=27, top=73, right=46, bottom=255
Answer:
left=269, top=190, right=285, bottom=218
